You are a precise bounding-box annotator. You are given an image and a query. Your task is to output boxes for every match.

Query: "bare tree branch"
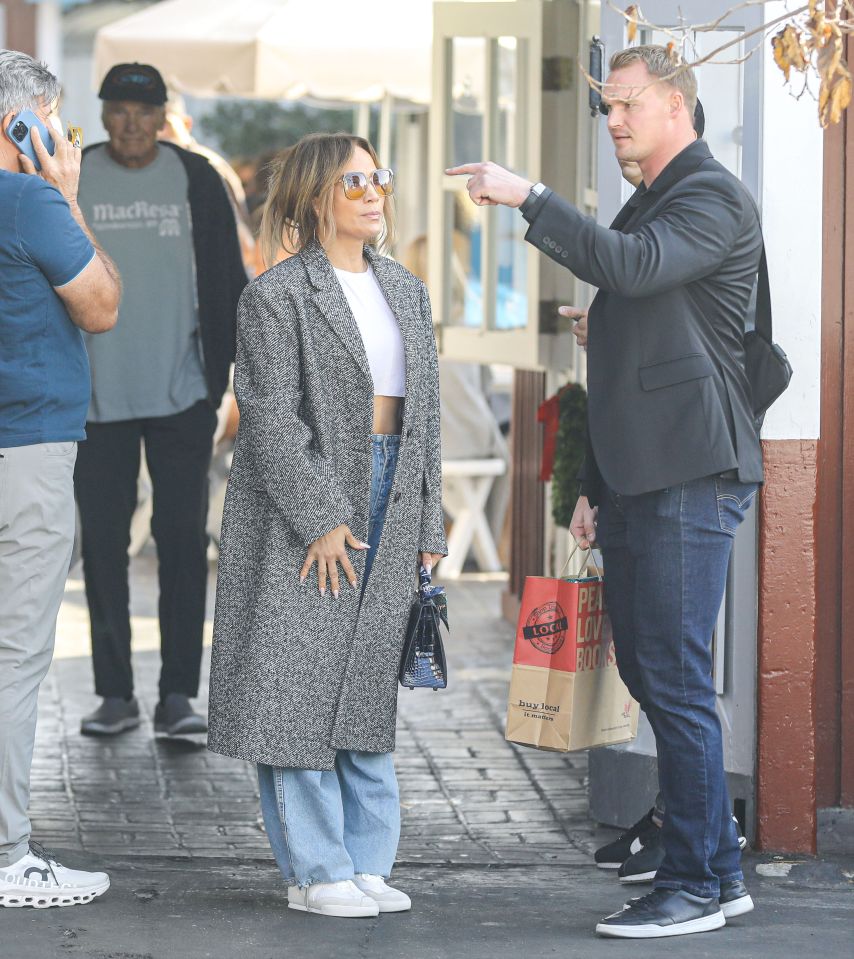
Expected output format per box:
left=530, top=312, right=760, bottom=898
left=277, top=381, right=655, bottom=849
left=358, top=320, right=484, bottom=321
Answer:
left=589, top=2, right=852, bottom=126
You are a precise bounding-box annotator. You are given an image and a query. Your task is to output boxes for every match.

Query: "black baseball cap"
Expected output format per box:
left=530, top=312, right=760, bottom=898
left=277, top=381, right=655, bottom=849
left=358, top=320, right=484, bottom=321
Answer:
left=98, top=63, right=167, bottom=106
left=692, top=99, right=705, bottom=137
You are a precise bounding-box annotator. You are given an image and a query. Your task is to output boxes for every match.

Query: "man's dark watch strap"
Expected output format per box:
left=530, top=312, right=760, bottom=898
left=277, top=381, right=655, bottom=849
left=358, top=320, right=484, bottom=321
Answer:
left=520, top=182, right=549, bottom=221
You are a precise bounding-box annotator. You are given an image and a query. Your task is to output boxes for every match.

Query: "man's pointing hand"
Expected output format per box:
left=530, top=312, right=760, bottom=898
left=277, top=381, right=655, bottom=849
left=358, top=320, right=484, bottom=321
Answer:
left=445, top=161, right=533, bottom=208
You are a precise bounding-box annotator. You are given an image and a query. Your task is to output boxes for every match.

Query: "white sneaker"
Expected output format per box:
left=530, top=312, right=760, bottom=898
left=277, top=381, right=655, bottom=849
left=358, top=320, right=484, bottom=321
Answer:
left=0, top=844, right=110, bottom=909
left=287, top=880, right=380, bottom=918
left=353, top=873, right=412, bottom=913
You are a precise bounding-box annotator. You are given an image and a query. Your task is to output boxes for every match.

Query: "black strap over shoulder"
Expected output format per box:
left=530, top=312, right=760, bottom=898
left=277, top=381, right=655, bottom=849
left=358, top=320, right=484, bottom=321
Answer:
left=744, top=240, right=792, bottom=419
left=754, top=243, right=773, bottom=344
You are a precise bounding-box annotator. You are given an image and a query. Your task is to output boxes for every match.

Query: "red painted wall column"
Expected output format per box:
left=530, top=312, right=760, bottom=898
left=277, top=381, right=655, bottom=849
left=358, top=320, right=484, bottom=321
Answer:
left=756, top=439, right=818, bottom=853
left=4, top=0, right=38, bottom=57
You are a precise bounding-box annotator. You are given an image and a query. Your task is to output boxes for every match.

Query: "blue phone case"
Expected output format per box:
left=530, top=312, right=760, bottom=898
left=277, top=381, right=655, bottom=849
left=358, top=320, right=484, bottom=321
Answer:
left=6, top=110, right=56, bottom=171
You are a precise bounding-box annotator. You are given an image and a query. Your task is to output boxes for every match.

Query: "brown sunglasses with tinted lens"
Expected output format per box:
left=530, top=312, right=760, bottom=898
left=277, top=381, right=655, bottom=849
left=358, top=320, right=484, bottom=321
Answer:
left=340, top=168, right=394, bottom=200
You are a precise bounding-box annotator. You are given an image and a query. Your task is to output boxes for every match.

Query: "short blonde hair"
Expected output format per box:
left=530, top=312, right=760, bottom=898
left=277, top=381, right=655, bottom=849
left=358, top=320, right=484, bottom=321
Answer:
left=609, top=45, right=698, bottom=116
left=260, top=133, right=395, bottom=267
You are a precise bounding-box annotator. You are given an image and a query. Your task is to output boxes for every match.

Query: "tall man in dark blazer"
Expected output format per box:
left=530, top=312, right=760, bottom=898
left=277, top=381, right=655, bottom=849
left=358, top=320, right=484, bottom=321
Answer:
left=449, top=45, right=763, bottom=940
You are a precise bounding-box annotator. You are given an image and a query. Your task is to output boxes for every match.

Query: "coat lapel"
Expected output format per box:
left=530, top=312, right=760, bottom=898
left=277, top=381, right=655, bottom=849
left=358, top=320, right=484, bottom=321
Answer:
left=302, top=243, right=372, bottom=383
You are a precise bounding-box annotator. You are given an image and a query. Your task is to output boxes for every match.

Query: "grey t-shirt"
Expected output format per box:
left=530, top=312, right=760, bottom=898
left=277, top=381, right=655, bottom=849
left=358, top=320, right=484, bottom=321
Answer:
left=78, top=145, right=208, bottom=422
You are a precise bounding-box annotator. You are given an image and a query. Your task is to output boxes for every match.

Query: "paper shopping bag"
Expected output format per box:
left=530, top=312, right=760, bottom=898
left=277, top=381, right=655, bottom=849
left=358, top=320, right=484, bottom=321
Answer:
left=504, top=559, right=638, bottom=753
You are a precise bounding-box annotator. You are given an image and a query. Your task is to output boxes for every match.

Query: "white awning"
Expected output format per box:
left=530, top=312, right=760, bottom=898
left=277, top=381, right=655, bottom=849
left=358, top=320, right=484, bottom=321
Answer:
left=93, top=0, right=435, bottom=105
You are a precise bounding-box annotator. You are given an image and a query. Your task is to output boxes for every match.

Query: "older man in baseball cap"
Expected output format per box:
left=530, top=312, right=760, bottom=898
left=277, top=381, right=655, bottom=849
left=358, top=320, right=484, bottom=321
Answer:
left=74, top=64, right=247, bottom=740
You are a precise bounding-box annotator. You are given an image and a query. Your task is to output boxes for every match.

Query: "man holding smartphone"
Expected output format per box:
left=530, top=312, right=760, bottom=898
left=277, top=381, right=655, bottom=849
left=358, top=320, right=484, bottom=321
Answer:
left=0, top=50, right=121, bottom=908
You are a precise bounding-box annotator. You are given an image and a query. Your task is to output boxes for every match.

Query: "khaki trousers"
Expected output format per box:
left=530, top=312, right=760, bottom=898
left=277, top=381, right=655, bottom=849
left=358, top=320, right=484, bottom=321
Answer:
left=0, top=442, right=76, bottom=866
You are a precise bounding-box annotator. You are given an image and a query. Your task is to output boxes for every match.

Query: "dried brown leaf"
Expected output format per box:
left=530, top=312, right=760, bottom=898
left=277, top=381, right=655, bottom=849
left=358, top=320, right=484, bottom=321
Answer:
left=626, top=5, right=639, bottom=44
left=817, top=28, right=844, bottom=82
left=819, top=66, right=852, bottom=127
left=772, top=25, right=808, bottom=82
left=805, top=12, right=831, bottom=47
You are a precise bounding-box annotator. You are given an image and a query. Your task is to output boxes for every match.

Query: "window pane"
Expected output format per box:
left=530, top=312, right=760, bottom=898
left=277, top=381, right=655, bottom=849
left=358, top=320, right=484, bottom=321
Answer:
left=449, top=37, right=485, bottom=168
left=494, top=37, right=524, bottom=170
left=495, top=204, right=527, bottom=330
left=445, top=191, right=483, bottom=329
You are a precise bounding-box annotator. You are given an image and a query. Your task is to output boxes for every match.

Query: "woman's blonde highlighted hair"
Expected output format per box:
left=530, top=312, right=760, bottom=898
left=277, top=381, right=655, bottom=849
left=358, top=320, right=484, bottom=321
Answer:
left=260, top=132, right=395, bottom=268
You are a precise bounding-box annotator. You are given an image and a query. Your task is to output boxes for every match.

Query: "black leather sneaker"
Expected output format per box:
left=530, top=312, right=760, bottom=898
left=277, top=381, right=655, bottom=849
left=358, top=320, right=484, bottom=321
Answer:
left=594, top=808, right=660, bottom=869
left=154, top=693, right=207, bottom=737
left=619, top=814, right=747, bottom=884
left=618, top=826, right=664, bottom=883
left=720, top=879, right=754, bottom=918
left=80, top=697, right=140, bottom=736
left=596, top=888, right=725, bottom=939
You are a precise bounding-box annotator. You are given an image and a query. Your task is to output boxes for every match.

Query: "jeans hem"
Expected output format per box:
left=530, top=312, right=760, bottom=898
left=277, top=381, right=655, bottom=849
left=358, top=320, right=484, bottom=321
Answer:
left=297, top=874, right=356, bottom=889
left=717, top=870, right=744, bottom=884
left=352, top=868, right=392, bottom=880
left=653, top=879, right=719, bottom=899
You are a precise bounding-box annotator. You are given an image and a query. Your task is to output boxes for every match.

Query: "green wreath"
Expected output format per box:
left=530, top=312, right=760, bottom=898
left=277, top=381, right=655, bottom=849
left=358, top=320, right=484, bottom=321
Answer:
left=552, top=383, right=588, bottom=529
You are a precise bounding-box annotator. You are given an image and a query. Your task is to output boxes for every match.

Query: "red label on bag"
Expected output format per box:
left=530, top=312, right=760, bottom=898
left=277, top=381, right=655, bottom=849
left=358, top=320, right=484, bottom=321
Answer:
left=521, top=602, right=568, bottom=654
left=513, top=576, right=613, bottom=674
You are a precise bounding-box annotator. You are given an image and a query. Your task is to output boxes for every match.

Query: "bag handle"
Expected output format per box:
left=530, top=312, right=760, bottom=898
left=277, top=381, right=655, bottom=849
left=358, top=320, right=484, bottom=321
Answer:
left=561, top=539, right=603, bottom=581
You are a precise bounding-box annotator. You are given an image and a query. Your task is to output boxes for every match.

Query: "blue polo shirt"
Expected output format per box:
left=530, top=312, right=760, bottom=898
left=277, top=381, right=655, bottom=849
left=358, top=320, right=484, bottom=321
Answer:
left=0, top=172, right=95, bottom=448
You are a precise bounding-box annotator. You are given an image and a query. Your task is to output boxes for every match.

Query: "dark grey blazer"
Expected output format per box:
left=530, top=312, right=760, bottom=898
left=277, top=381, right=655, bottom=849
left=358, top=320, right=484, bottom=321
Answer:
left=523, top=140, right=764, bottom=503
left=207, top=243, right=446, bottom=770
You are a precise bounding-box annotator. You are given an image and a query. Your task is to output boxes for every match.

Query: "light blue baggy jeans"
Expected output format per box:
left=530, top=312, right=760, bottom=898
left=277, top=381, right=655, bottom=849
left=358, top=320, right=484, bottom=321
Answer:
left=257, top=434, right=402, bottom=886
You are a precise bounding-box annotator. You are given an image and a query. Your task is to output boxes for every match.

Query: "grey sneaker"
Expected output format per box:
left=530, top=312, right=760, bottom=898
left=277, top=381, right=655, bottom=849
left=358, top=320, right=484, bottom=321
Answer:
left=80, top=697, right=140, bottom=736
left=154, top=693, right=207, bottom=737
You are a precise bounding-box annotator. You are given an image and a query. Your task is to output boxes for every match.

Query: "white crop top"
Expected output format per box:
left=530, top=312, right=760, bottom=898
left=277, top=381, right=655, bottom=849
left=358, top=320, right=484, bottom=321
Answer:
left=334, top=265, right=406, bottom=397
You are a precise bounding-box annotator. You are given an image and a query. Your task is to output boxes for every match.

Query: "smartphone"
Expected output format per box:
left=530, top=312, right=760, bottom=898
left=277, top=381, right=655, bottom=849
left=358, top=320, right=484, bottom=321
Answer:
left=5, top=109, right=56, bottom=171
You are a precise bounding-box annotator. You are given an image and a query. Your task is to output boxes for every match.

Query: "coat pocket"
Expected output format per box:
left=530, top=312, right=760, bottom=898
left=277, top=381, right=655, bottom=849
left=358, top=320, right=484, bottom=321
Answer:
left=639, top=353, right=715, bottom=391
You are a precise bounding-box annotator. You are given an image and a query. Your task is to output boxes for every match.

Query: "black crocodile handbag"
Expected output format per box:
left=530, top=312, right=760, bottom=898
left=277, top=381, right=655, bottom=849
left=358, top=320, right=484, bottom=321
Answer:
left=399, top=566, right=448, bottom=690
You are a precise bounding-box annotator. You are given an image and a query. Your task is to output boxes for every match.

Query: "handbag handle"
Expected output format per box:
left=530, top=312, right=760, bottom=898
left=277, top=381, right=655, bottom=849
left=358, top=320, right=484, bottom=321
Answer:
left=418, top=564, right=432, bottom=590
left=561, top=539, right=603, bottom=581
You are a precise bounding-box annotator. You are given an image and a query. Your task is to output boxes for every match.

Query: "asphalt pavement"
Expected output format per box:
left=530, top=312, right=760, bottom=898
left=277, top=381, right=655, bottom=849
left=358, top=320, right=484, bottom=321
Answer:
left=7, top=554, right=852, bottom=958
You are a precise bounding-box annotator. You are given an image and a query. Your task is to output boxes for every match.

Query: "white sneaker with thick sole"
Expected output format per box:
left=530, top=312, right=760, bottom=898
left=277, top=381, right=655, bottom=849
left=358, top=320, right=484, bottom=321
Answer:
left=0, top=846, right=110, bottom=909
left=287, top=880, right=380, bottom=918
left=353, top=873, right=412, bottom=913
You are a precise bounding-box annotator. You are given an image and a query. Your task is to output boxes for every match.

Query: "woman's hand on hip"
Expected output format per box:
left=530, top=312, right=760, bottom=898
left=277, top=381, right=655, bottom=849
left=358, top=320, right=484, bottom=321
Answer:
left=301, top=525, right=369, bottom=597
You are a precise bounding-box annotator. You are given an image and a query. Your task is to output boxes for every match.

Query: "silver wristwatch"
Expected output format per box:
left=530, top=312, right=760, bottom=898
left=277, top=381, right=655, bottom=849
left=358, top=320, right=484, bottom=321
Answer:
left=520, top=181, right=547, bottom=216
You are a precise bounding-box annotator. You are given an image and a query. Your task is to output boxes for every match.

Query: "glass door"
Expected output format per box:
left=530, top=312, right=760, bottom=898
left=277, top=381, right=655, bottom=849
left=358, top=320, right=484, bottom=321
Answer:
left=429, top=1, right=544, bottom=367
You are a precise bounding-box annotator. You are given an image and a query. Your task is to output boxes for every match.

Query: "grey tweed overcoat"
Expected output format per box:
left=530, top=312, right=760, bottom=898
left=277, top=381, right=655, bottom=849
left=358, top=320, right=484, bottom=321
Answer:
left=206, top=242, right=447, bottom=770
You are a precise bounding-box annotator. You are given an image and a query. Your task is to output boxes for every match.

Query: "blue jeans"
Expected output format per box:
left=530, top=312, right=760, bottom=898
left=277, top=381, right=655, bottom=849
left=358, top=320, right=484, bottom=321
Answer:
left=257, top=434, right=401, bottom=887
left=596, top=475, right=757, bottom=899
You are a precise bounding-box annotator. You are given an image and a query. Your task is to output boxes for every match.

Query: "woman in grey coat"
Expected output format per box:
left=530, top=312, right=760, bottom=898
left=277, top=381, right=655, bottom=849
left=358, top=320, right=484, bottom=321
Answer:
left=207, top=133, right=447, bottom=919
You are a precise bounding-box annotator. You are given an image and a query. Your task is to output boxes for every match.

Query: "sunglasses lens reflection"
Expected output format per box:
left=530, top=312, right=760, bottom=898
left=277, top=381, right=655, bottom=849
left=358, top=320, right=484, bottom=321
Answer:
left=342, top=173, right=367, bottom=199
left=372, top=169, right=394, bottom=195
